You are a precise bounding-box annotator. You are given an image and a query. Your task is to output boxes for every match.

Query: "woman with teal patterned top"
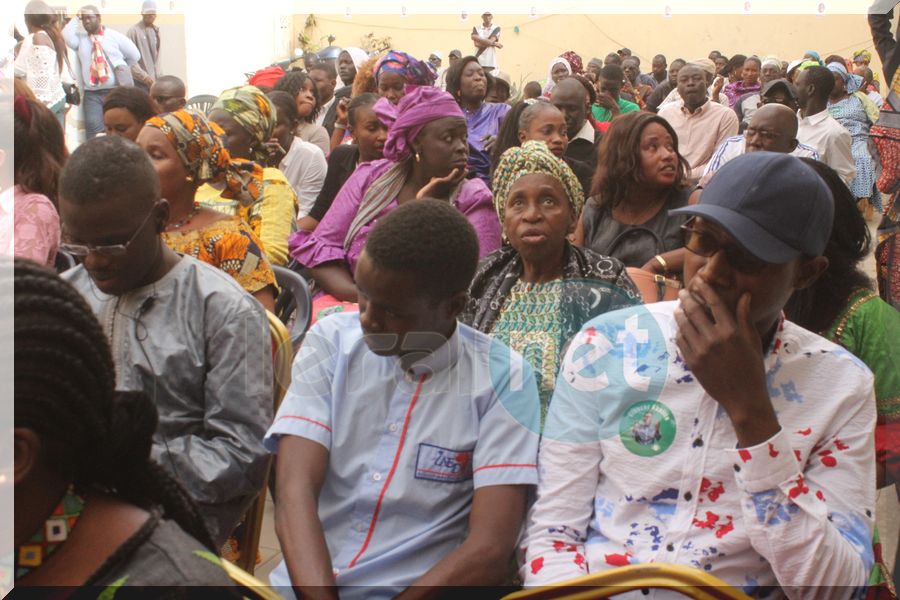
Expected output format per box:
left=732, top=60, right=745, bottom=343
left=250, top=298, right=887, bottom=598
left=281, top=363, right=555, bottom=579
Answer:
left=463, top=141, right=639, bottom=426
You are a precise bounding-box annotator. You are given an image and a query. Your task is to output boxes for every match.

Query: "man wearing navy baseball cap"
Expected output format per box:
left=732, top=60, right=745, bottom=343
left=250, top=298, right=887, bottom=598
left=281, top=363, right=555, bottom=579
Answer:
left=523, top=152, right=878, bottom=594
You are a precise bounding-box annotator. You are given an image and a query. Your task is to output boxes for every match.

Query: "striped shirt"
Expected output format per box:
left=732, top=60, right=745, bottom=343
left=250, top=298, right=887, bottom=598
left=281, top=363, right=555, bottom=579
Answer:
left=701, top=135, right=820, bottom=186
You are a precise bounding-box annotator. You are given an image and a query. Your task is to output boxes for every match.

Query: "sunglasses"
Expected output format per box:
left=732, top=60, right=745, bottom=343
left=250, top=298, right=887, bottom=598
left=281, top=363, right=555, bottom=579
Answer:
left=60, top=209, right=155, bottom=257
left=681, top=219, right=768, bottom=274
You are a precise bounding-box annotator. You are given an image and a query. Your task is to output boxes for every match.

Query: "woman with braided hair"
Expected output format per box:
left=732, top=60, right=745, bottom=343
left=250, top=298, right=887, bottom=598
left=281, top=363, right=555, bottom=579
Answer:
left=13, top=258, right=235, bottom=589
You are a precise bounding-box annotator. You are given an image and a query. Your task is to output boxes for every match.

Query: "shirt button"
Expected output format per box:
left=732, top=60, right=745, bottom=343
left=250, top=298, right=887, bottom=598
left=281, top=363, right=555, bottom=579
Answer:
left=373, top=472, right=382, bottom=481
left=388, top=423, right=398, bottom=433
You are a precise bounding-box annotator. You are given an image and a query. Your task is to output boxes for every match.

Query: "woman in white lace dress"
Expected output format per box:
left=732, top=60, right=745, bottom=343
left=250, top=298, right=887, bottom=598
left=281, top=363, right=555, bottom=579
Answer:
left=15, top=0, right=68, bottom=125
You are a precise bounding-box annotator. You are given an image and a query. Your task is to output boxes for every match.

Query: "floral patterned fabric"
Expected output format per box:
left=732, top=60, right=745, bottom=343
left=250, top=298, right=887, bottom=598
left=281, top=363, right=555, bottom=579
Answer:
left=0, top=186, right=59, bottom=267
left=144, top=110, right=264, bottom=206
left=162, top=218, right=275, bottom=294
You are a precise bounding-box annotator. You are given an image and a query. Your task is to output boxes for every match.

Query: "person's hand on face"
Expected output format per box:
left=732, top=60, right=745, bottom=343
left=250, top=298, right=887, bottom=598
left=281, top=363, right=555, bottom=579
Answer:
left=673, top=279, right=775, bottom=435
left=264, top=138, right=287, bottom=167
left=416, top=167, right=468, bottom=200
left=595, top=91, right=619, bottom=114
left=335, top=96, right=350, bottom=126
left=712, top=75, right=726, bottom=93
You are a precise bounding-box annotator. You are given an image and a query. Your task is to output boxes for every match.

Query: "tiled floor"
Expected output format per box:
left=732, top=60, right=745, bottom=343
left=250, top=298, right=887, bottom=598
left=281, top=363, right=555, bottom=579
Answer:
left=256, top=493, right=282, bottom=583
left=252, top=214, right=899, bottom=585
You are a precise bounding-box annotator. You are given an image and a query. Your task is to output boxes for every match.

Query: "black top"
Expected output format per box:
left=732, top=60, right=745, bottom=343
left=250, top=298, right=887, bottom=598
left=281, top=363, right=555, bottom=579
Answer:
left=321, top=86, right=352, bottom=138
left=646, top=80, right=675, bottom=113
left=581, top=186, right=691, bottom=268
left=308, top=144, right=360, bottom=222
left=565, top=129, right=602, bottom=167
left=564, top=156, right=595, bottom=199
left=87, top=509, right=236, bottom=591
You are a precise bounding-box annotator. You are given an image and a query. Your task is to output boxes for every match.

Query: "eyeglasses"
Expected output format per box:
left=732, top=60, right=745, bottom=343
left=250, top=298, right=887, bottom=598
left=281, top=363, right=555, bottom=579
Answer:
left=60, top=209, right=155, bottom=257
left=744, top=126, right=783, bottom=143
left=681, top=220, right=768, bottom=274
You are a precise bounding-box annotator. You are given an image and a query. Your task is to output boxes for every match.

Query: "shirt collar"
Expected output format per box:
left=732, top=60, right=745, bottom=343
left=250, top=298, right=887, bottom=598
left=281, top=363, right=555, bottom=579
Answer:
left=799, top=109, right=829, bottom=124
left=400, top=322, right=462, bottom=380
left=573, top=119, right=595, bottom=143
left=680, top=99, right=709, bottom=115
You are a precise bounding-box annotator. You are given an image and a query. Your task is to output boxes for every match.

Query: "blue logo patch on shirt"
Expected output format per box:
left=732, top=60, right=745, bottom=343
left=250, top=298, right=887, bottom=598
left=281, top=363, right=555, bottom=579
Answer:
left=415, top=443, right=474, bottom=483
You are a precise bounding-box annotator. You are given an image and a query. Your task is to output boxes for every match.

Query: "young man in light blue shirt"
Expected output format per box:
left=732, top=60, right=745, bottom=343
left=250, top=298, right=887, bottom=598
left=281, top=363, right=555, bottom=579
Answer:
left=266, top=200, right=540, bottom=600
left=63, top=4, right=141, bottom=138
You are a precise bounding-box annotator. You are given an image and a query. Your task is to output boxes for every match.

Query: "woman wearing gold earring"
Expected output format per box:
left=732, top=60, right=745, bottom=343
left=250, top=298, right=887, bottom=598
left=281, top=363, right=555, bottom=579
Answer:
left=136, top=109, right=277, bottom=312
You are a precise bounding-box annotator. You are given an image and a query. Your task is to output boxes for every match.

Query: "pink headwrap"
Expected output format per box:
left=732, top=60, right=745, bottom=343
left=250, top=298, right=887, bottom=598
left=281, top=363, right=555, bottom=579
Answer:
left=374, top=86, right=465, bottom=162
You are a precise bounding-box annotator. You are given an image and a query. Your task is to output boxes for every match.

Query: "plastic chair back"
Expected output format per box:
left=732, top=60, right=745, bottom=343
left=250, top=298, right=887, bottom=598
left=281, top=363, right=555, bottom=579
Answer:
left=185, top=94, right=219, bottom=115
left=272, top=265, right=312, bottom=349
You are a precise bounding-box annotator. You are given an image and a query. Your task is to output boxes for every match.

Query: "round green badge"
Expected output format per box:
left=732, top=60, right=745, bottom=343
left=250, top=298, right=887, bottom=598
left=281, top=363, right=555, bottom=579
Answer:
left=619, top=400, right=676, bottom=457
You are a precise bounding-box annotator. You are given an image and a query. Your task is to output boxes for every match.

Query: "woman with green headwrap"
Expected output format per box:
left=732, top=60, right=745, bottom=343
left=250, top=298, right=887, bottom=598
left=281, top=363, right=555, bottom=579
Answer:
left=463, top=140, right=639, bottom=424
left=198, top=85, right=299, bottom=266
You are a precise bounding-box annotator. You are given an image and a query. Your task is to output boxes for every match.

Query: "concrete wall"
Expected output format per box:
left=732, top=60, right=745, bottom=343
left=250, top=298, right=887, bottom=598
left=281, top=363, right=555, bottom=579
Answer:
left=294, top=12, right=892, bottom=89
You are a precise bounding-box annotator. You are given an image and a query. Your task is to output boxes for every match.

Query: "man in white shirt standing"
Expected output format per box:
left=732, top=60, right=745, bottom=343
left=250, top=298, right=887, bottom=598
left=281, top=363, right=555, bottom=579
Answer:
left=795, top=64, right=856, bottom=185
left=471, top=11, right=501, bottom=72
left=523, top=152, right=877, bottom=596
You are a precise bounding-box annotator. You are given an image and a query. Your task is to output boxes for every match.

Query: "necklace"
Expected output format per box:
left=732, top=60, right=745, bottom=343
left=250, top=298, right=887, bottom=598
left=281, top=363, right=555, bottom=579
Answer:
left=166, top=205, right=200, bottom=231
left=15, top=486, right=87, bottom=580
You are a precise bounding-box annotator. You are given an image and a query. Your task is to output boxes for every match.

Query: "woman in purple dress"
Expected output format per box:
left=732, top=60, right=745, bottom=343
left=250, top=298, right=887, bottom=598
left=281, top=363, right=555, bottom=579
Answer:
left=289, top=86, right=501, bottom=309
left=445, top=55, right=511, bottom=186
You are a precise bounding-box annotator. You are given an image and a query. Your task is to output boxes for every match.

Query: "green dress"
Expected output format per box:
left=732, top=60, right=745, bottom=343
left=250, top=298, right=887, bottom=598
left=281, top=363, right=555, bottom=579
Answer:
left=492, top=279, right=565, bottom=426
left=822, top=288, right=900, bottom=482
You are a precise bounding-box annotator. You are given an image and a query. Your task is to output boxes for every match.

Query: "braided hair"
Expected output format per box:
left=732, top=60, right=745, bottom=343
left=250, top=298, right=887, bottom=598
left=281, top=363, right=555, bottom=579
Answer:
left=14, top=259, right=216, bottom=552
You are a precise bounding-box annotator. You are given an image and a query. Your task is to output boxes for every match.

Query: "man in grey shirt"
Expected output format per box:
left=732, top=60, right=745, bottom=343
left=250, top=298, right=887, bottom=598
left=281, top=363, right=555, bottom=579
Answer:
left=59, top=136, right=273, bottom=546
left=127, top=0, right=161, bottom=91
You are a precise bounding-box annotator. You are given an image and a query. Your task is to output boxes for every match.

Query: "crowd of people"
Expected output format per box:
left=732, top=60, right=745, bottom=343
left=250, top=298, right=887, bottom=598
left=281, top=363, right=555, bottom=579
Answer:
left=9, top=1, right=900, bottom=597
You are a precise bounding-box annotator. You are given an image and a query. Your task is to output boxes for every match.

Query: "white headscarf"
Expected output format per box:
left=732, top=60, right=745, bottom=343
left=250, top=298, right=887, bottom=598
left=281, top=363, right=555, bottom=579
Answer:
left=544, top=57, right=572, bottom=95
left=342, top=47, right=369, bottom=71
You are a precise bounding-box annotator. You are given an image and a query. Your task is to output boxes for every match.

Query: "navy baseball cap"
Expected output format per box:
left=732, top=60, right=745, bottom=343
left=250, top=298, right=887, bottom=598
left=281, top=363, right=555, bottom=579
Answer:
left=670, top=152, right=834, bottom=264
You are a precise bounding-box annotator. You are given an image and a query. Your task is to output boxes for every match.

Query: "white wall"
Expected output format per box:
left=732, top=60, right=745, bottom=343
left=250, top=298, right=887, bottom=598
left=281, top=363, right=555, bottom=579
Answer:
left=182, top=2, right=293, bottom=97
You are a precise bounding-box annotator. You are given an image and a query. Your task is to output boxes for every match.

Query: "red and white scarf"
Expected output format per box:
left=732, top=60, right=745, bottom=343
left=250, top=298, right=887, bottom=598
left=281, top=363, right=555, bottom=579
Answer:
left=88, top=27, right=110, bottom=85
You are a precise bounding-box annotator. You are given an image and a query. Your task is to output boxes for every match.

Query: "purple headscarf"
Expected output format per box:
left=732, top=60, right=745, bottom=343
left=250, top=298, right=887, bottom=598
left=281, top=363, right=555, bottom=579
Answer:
left=374, top=86, right=465, bottom=162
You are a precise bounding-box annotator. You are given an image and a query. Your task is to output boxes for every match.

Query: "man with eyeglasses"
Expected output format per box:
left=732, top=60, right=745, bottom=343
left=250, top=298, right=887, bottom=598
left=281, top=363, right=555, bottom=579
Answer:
left=524, top=152, right=877, bottom=594
left=59, top=136, right=273, bottom=547
left=700, top=103, right=819, bottom=186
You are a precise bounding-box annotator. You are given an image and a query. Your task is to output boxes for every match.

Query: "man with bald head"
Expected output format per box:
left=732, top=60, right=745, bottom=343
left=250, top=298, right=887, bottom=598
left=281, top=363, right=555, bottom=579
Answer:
left=551, top=77, right=601, bottom=165
left=149, top=75, right=186, bottom=113
left=700, top=103, right=819, bottom=185
left=658, top=63, right=739, bottom=180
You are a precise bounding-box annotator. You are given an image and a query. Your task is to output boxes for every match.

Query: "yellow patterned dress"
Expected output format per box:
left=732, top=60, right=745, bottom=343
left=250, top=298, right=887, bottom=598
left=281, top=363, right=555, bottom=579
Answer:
left=162, top=217, right=276, bottom=295
left=196, top=167, right=298, bottom=267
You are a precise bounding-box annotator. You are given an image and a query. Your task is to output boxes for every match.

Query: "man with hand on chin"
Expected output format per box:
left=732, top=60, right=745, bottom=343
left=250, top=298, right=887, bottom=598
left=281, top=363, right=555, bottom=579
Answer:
left=523, top=152, right=878, bottom=597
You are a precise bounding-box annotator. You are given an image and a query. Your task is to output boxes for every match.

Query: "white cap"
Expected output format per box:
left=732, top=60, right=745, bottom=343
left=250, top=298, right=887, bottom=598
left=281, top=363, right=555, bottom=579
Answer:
left=430, top=51, right=443, bottom=60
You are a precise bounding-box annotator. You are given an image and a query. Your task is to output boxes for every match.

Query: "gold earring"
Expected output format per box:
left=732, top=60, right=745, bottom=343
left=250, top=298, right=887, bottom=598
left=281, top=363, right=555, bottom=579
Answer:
left=185, top=175, right=194, bottom=183
left=415, top=152, right=421, bottom=163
